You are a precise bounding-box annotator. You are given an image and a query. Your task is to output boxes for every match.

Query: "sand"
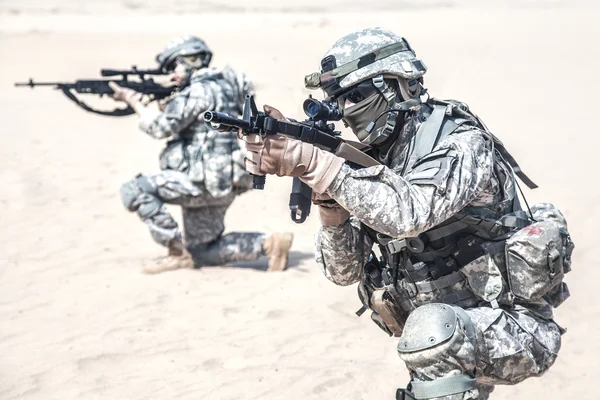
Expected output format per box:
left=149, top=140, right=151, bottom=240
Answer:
left=0, top=1, right=599, bottom=399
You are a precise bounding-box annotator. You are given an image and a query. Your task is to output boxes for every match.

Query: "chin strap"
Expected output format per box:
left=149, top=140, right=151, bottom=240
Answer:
left=361, top=75, right=421, bottom=146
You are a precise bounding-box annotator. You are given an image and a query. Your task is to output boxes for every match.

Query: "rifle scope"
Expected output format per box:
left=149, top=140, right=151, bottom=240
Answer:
left=303, top=98, right=343, bottom=121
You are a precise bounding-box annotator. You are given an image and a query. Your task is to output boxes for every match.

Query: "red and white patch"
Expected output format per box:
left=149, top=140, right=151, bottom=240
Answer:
left=522, top=225, right=545, bottom=237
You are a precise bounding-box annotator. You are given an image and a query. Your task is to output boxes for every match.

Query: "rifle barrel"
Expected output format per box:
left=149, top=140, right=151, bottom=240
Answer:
left=204, top=111, right=251, bottom=131
left=14, top=79, right=63, bottom=88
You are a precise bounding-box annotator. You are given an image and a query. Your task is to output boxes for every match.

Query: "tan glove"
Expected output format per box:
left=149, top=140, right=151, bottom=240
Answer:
left=313, top=192, right=350, bottom=226
left=240, top=105, right=345, bottom=194
left=109, top=81, right=142, bottom=105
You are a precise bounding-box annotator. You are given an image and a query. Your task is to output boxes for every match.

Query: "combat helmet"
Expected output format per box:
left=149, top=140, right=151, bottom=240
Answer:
left=156, top=35, right=213, bottom=73
left=305, top=27, right=426, bottom=96
left=305, top=28, right=427, bottom=146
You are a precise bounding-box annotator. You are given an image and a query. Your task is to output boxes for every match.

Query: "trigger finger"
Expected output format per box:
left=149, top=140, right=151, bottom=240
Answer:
left=108, top=81, right=122, bottom=92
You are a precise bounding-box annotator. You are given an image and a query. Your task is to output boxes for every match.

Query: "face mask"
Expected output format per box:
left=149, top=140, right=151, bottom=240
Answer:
left=342, top=91, right=389, bottom=141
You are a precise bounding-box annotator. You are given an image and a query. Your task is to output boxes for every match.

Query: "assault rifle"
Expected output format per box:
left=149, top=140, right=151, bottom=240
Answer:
left=204, top=94, right=379, bottom=223
left=14, top=66, right=174, bottom=116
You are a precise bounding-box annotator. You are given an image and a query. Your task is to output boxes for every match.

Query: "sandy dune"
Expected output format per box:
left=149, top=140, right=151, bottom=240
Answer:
left=0, top=2, right=599, bottom=399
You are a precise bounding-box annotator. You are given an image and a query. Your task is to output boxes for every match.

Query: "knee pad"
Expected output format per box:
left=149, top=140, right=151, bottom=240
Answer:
left=397, top=304, right=478, bottom=399
left=120, top=180, right=142, bottom=211
left=120, top=175, right=158, bottom=212
left=397, top=303, right=464, bottom=354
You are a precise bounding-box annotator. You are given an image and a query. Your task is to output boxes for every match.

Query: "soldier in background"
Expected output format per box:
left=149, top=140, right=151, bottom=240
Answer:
left=111, top=35, right=293, bottom=274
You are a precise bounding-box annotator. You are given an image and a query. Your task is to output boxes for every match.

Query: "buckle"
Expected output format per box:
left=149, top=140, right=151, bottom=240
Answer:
left=372, top=74, right=385, bottom=88
left=385, top=238, right=407, bottom=254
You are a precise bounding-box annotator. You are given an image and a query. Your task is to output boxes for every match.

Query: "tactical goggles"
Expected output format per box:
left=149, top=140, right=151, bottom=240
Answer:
left=166, top=52, right=212, bottom=72
left=335, top=81, right=379, bottom=105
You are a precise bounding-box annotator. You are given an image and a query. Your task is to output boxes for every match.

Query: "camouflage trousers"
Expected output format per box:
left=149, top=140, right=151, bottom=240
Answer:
left=120, top=170, right=265, bottom=266
left=397, top=305, right=562, bottom=399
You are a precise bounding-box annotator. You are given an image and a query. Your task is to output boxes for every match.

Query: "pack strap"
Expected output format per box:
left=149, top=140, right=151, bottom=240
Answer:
left=376, top=212, right=483, bottom=258
left=411, top=374, right=477, bottom=399
left=409, top=98, right=538, bottom=190
left=425, top=220, right=469, bottom=242
left=455, top=210, right=530, bottom=236
left=411, top=244, right=456, bottom=263
left=441, top=289, right=476, bottom=306
left=493, top=140, right=538, bottom=189
left=406, top=104, right=447, bottom=170
left=414, top=271, right=464, bottom=293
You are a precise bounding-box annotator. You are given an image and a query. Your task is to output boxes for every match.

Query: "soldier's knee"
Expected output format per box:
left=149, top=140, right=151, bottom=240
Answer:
left=397, top=303, right=476, bottom=365
left=397, top=304, right=478, bottom=399
left=120, top=175, right=159, bottom=215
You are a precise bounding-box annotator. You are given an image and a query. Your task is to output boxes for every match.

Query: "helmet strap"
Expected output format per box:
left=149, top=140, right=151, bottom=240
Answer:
left=361, top=75, right=417, bottom=147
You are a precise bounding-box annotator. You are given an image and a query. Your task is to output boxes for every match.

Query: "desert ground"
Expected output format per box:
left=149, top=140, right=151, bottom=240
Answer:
left=0, top=1, right=599, bottom=399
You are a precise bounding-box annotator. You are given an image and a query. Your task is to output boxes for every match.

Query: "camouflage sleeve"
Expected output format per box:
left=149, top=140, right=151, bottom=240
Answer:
left=315, top=216, right=373, bottom=286
left=139, top=84, right=215, bottom=139
left=327, top=129, right=494, bottom=238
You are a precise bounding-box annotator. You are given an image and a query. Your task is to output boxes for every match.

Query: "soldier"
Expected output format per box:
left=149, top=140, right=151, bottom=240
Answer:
left=239, top=28, right=573, bottom=399
left=110, top=35, right=293, bottom=274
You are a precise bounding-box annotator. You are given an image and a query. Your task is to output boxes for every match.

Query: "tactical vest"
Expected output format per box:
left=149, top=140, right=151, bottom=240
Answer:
left=159, top=68, right=251, bottom=198
left=357, top=99, right=573, bottom=337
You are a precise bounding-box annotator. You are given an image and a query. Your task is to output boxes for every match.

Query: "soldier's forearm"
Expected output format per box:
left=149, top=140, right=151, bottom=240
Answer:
left=326, top=164, right=434, bottom=238
left=315, top=219, right=371, bottom=286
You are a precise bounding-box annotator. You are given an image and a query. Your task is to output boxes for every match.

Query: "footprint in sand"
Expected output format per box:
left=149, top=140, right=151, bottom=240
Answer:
left=202, top=358, right=224, bottom=369
left=312, top=373, right=354, bottom=394
left=266, top=309, right=285, bottom=319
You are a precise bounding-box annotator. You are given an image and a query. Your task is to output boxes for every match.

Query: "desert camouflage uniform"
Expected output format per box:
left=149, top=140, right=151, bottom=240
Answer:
left=315, top=105, right=563, bottom=399
left=121, top=66, right=265, bottom=266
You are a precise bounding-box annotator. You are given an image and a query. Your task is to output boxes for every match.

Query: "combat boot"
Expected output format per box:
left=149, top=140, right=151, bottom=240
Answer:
left=143, top=239, right=194, bottom=274
left=263, top=232, right=294, bottom=272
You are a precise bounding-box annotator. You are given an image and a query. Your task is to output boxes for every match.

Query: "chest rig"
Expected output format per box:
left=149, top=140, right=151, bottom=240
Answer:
left=357, top=98, right=538, bottom=337
left=160, top=71, right=243, bottom=197
left=178, top=70, right=241, bottom=141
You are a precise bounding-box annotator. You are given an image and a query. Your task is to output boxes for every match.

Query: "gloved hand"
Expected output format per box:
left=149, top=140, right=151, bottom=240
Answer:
left=239, top=105, right=345, bottom=194
left=109, top=81, right=142, bottom=105
left=313, top=192, right=350, bottom=226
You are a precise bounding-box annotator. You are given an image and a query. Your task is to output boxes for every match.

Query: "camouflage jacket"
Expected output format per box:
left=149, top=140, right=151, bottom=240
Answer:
left=139, top=66, right=254, bottom=198
left=314, top=100, right=559, bottom=320
left=316, top=102, right=496, bottom=282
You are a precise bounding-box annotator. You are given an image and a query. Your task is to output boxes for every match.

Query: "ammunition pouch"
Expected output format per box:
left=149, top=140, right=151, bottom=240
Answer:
left=370, top=288, right=409, bottom=337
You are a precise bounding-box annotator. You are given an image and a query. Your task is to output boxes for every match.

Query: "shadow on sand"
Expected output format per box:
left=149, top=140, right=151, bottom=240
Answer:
left=224, top=250, right=314, bottom=272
